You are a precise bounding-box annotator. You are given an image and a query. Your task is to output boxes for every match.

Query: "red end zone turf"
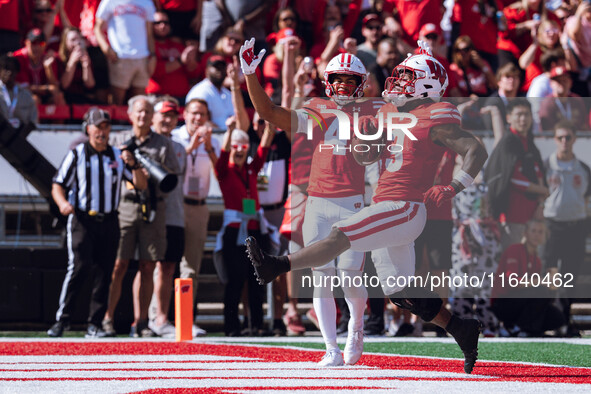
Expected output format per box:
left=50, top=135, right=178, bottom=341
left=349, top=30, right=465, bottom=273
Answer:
left=0, top=341, right=589, bottom=392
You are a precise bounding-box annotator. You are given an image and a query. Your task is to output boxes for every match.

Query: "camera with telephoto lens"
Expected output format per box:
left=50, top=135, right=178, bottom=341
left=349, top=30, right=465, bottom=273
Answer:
left=121, top=138, right=178, bottom=193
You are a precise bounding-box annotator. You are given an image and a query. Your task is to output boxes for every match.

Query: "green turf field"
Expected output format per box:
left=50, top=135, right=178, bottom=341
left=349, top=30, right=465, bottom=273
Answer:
left=247, top=340, right=591, bottom=368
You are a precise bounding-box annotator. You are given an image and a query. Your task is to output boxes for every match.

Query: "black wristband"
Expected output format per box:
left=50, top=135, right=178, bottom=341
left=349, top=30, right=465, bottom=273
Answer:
left=449, top=180, right=463, bottom=194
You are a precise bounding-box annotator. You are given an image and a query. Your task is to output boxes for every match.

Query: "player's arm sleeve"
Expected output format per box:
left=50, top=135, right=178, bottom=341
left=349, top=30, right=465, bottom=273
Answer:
left=294, top=109, right=309, bottom=135
left=429, top=104, right=462, bottom=125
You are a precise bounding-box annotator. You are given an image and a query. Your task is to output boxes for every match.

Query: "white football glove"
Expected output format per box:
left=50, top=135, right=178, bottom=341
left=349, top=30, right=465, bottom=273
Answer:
left=239, top=38, right=266, bottom=75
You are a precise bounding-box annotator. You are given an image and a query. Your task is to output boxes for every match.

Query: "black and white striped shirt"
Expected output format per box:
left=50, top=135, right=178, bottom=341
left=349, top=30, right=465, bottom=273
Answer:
left=53, top=142, right=132, bottom=214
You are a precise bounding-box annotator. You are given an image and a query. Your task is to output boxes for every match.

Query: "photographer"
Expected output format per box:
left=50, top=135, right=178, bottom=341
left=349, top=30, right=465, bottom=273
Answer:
left=47, top=108, right=147, bottom=338
left=103, top=95, right=180, bottom=337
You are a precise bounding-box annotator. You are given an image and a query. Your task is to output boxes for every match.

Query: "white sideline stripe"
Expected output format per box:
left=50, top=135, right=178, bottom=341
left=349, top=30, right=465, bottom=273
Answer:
left=0, top=355, right=246, bottom=363
left=0, top=368, right=479, bottom=379
left=1, top=378, right=589, bottom=393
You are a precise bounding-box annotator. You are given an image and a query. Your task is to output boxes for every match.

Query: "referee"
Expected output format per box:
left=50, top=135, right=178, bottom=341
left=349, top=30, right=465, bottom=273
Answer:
left=47, top=108, right=147, bottom=338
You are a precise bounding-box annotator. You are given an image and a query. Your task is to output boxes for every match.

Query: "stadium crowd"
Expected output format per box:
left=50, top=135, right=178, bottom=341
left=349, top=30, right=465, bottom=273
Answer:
left=0, top=0, right=589, bottom=341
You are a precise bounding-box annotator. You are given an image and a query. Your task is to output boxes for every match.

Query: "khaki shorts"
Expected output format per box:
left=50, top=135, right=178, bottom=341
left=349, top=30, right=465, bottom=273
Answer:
left=117, top=199, right=167, bottom=261
left=108, top=57, right=150, bottom=90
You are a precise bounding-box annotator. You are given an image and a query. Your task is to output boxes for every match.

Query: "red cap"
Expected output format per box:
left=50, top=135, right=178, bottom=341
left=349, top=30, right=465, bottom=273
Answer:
left=419, top=23, right=441, bottom=38
left=26, top=28, right=46, bottom=43
left=207, top=55, right=226, bottom=66
left=154, top=100, right=179, bottom=114
left=362, top=13, right=381, bottom=27
left=276, top=28, right=296, bottom=44
left=549, top=66, right=569, bottom=79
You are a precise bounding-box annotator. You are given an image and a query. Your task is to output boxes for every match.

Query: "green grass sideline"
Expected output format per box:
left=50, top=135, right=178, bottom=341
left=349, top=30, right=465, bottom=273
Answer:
left=249, top=341, right=591, bottom=368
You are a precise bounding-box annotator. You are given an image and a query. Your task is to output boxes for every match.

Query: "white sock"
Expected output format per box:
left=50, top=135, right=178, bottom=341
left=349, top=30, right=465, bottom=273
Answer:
left=340, top=269, right=368, bottom=332
left=312, top=269, right=338, bottom=351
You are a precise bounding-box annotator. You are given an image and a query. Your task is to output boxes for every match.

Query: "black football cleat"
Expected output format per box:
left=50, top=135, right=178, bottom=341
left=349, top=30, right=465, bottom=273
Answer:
left=451, top=318, right=481, bottom=374
left=245, top=236, right=290, bottom=285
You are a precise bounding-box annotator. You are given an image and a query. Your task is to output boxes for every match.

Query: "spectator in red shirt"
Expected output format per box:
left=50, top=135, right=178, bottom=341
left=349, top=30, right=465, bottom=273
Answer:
left=214, top=122, right=274, bottom=336
left=308, top=4, right=346, bottom=68
left=382, top=0, right=442, bottom=50
left=449, top=36, right=497, bottom=97
left=272, top=7, right=299, bottom=33
left=519, top=19, right=561, bottom=92
left=491, top=219, right=564, bottom=337
left=452, top=0, right=500, bottom=72
left=263, top=28, right=301, bottom=104
left=13, top=28, right=65, bottom=105
left=56, top=27, right=96, bottom=104
left=32, top=0, right=71, bottom=52
left=497, top=0, right=561, bottom=68
left=204, top=27, right=264, bottom=94
left=78, top=0, right=110, bottom=104
left=0, top=0, right=34, bottom=55
left=147, top=11, right=199, bottom=105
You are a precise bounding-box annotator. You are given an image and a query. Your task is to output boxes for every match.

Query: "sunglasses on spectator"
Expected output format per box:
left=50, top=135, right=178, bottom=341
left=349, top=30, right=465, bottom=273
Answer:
left=425, top=33, right=439, bottom=40
left=281, top=16, right=296, bottom=22
left=457, top=47, right=472, bottom=53
left=31, top=41, right=47, bottom=47
left=365, top=24, right=381, bottom=30
left=35, top=8, right=53, bottom=13
left=555, top=135, right=573, bottom=141
left=232, top=143, right=249, bottom=150
left=154, top=20, right=170, bottom=25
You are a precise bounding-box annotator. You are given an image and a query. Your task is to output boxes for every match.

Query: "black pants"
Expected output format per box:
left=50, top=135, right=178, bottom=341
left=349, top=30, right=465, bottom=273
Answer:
left=221, top=227, right=269, bottom=335
left=544, top=218, right=588, bottom=323
left=492, top=297, right=565, bottom=335
left=56, top=213, right=120, bottom=327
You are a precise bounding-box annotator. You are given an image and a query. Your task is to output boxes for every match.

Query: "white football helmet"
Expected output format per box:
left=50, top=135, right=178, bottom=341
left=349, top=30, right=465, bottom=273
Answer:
left=382, top=40, right=448, bottom=106
left=323, top=53, right=368, bottom=105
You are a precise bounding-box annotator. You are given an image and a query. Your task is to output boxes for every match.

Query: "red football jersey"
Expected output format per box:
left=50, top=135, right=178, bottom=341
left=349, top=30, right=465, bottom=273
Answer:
left=373, top=101, right=461, bottom=203
left=295, top=98, right=385, bottom=198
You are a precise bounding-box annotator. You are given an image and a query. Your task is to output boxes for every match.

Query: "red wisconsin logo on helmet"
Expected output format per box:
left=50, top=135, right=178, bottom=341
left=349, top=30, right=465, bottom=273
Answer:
left=425, top=59, right=446, bottom=86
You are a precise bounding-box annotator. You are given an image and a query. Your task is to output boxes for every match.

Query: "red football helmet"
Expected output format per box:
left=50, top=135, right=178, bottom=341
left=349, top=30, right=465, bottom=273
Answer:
left=323, top=53, right=368, bottom=105
left=382, top=41, right=448, bottom=106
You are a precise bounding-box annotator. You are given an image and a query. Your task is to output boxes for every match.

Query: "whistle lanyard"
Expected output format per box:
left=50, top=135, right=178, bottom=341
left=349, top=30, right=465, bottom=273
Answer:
left=237, top=166, right=251, bottom=198
left=0, top=82, right=18, bottom=118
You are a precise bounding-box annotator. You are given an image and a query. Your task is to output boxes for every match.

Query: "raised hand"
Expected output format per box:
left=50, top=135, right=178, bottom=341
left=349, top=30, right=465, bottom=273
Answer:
left=239, top=38, right=266, bottom=75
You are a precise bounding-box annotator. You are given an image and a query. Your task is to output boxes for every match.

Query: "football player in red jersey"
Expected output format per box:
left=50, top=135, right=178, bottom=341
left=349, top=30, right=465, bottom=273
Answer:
left=240, top=38, right=388, bottom=367
left=244, top=39, right=489, bottom=374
